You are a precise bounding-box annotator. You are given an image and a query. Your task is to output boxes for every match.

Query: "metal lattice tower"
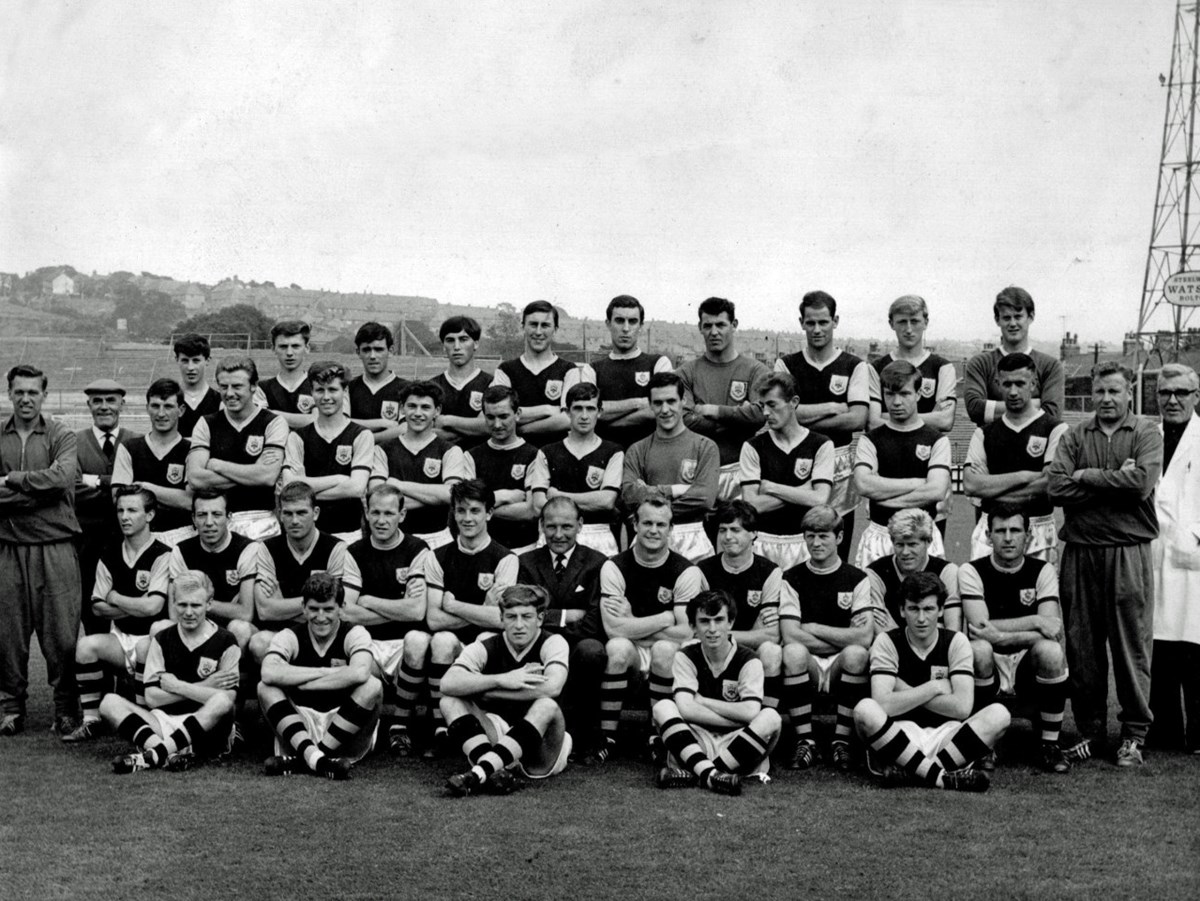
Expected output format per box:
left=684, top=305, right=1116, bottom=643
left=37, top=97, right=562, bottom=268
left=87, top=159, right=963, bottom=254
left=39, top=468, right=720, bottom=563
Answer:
left=1138, top=2, right=1200, bottom=348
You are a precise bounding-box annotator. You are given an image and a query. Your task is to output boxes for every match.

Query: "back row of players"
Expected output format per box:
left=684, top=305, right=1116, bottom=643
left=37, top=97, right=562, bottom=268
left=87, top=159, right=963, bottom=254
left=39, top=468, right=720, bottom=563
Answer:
left=17, top=287, right=1078, bottom=792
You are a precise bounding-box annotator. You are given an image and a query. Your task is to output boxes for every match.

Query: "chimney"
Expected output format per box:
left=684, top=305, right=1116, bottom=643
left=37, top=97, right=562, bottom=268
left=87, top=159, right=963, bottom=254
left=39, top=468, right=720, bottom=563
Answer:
left=1060, top=331, right=1080, bottom=361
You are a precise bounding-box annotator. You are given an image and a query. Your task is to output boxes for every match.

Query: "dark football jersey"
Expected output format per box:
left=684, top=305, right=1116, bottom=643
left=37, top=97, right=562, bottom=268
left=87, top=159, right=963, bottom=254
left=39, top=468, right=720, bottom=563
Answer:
left=960, top=556, right=1053, bottom=621
left=868, top=555, right=957, bottom=627
left=496, top=356, right=577, bottom=446
left=871, top=352, right=953, bottom=415
left=347, top=534, right=428, bottom=641
left=698, top=554, right=779, bottom=630
left=376, top=434, right=458, bottom=535
left=194, top=409, right=284, bottom=513
left=259, top=531, right=345, bottom=628
left=465, top=441, right=541, bottom=549
left=348, top=374, right=409, bottom=424
left=149, top=624, right=238, bottom=715
left=427, top=539, right=514, bottom=641
left=178, top=387, right=221, bottom=439
left=979, top=415, right=1062, bottom=517
left=291, top=421, right=371, bottom=533
left=858, top=423, right=949, bottom=525
left=741, top=428, right=834, bottom=534
left=541, top=438, right=622, bottom=525
left=780, top=560, right=869, bottom=629
left=260, top=376, right=315, bottom=416
left=123, top=435, right=192, bottom=532
left=275, top=621, right=366, bottom=712
left=607, top=549, right=694, bottom=619
left=678, top=641, right=761, bottom=705
left=871, top=627, right=973, bottom=727
left=592, top=353, right=665, bottom=447
left=776, top=350, right=867, bottom=447
left=174, top=532, right=255, bottom=610
left=95, top=538, right=171, bottom=635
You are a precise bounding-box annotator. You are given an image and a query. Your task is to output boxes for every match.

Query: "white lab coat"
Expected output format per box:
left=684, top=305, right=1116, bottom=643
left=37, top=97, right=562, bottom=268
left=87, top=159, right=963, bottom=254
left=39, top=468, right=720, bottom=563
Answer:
left=1153, top=414, right=1200, bottom=645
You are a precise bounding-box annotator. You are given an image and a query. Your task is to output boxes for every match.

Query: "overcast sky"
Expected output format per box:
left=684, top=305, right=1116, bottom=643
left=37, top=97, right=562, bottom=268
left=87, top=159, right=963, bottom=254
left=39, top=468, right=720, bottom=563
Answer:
left=0, top=1, right=1180, bottom=343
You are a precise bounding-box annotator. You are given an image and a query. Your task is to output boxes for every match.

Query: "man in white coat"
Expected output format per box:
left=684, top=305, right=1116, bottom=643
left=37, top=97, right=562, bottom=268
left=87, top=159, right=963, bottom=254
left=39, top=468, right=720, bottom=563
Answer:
left=1150, top=362, right=1200, bottom=753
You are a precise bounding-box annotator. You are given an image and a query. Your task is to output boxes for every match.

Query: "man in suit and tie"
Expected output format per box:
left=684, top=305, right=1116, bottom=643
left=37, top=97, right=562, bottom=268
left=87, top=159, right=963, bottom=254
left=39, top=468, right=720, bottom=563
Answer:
left=517, top=496, right=610, bottom=765
left=76, top=379, right=139, bottom=635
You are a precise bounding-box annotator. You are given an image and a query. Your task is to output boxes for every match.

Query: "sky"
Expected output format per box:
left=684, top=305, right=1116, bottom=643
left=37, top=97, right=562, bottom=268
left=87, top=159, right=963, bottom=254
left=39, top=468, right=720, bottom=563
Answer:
left=0, top=1, right=1181, bottom=343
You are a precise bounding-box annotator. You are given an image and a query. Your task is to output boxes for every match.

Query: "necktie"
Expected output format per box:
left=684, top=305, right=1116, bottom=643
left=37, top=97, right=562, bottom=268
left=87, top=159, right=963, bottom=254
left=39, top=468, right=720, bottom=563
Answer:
left=102, top=432, right=115, bottom=463
left=554, top=554, right=566, bottom=577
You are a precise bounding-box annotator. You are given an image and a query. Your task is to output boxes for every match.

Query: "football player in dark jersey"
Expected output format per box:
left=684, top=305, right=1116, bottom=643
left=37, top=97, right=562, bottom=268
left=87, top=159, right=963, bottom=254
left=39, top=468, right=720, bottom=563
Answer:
left=433, top=316, right=491, bottom=445
left=592, top=295, right=671, bottom=448
left=348, top=321, right=408, bottom=442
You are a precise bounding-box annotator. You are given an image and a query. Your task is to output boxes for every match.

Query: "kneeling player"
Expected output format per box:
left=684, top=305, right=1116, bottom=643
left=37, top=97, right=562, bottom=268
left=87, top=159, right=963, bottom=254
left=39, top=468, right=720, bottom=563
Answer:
left=778, top=505, right=873, bottom=771
left=854, top=572, right=1010, bottom=792
left=257, top=573, right=383, bottom=780
left=100, top=571, right=240, bottom=773
left=441, top=585, right=571, bottom=796
left=960, top=507, right=1070, bottom=773
left=652, top=589, right=781, bottom=795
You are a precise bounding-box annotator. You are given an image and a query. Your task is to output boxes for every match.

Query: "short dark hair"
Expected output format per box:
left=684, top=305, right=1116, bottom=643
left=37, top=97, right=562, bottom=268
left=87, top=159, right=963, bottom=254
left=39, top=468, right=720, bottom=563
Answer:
left=354, top=321, right=394, bottom=349
left=986, top=503, right=1029, bottom=531
left=800, top=290, right=838, bottom=319
left=146, top=378, right=184, bottom=405
left=898, top=571, right=947, bottom=609
left=565, top=382, right=600, bottom=407
left=994, top=286, right=1034, bottom=318
left=713, top=499, right=757, bottom=532
left=191, top=489, right=228, bottom=513
left=499, top=584, right=549, bottom=615
left=635, top=496, right=673, bottom=525
left=522, top=300, right=559, bottom=328
left=270, top=320, right=310, bottom=344
left=606, top=295, right=644, bottom=323
left=880, top=360, right=921, bottom=394
left=214, top=356, right=259, bottom=386
left=173, top=333, right=211, bottom=359
left=6, top=364, right=47, bottom=391
left=482, top=384, right=519, bottom=411
left=400, top=380, right=444, bottom=408
left=308, top=361, right=348, bottom=387
left=113, top=483, right=157, bottom=517
left=302, top=572, right=344, bottom=607
left=366, top=482, right=405, bottom=511
left=698, top=297, right=735, bottom=322
left=997, top=352, right=1036, bottom=376
left=277, top=481, right=317, bottom=510
left=758, top=372, right=796, bottom=401
left=452, top=478, right=495, bottom=512
left=1093, top=361, right=1134, bottom=386
left=647, top=371, right=684, bottom=400
left=687, top=589, right=738, bottom=627
left=440, top=316, right=482, bottom=342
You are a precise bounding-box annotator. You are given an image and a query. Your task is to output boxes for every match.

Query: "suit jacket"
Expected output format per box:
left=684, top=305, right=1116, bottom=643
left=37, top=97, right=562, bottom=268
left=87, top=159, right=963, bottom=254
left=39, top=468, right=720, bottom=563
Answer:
left=75, top=426, right=139, bottom=534
left=518, top=544, right=606, bottom=643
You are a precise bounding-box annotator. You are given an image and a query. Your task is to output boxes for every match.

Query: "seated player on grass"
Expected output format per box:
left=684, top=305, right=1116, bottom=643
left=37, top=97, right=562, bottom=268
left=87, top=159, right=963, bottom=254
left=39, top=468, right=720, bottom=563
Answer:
left=441, top=584, right=572, bottom=797
left=652, top=589, right=781, bottom=796
left=258, top=572, right=383, bottom=780
left=598, top=497, right=701, bottom=761
left=778, top=505, right=873, bottom=772
left=101, top=570, right=240, bottom=774
left=960, top=506, right=1071, bottom=774
left=342, top=483, right=431, bottom=757
left=64, top=485, right=172, bottom=743
left=854, top=572, right=1010, bottom=792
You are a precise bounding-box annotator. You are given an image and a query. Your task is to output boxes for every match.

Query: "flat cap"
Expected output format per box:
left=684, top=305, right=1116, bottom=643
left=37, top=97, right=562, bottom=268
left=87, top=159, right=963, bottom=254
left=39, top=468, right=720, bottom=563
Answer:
left=83, top=378, right=126, bottom=396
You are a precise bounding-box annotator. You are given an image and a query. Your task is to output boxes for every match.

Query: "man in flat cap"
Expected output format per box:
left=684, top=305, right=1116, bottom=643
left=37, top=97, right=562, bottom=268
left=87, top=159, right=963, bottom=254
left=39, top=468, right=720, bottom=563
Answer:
left=77, top=378, right=140, bottom=635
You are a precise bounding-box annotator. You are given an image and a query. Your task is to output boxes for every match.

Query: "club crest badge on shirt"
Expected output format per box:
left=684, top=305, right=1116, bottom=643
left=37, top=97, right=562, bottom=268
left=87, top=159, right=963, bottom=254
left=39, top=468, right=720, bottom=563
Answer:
left=166, top=463, right=185, bottom=485
left=920, top=378, right=936, bottom=399
left=423, top=457, right=442, bottom=478
left=915, top=444, right=931, bottom=462
left=225, top=569, right=240, bottom=586
left=381, top=401, right=400, bottom=421
left=729, top=380, right=747, bottom=402
left=930, top=665, right=949, bottom=681
left=746, top=590, right=762, bottom=608
left=635, top=371, right=650, bottom=387
left=395, top=567, right=410, bottom=584
left=1026, top=436, right=1047, bottom=457
left=135, top=570, right=151, bottom=591
left=1020, top=588, right=1037, bottom=606
left=196, top=657, right=218, bottom=678
left=657, top=586, right=672, bottom=605
left=297, top=395, right=315, bottom=414
left=245, top=435, right=264, bottom=456
left=478, top=573, right=495, bottom=590
left=585, top=465, right=604, bottom=489
left=335, top=445, right=353, bottom=466
left=510, top=463, right=526, bottom=480
left=794, top=458, right=813, bottom=480
left=829, top=374, right=848, bottom=396
left=469, top=391, right=483, bottom=411
left=680, top=458, right=697, bottom=482
left=722, top=680, right=740, bottom=701
left=544, top=380, right=563, bottom=401
left=838, top=591, right=853, bottom=610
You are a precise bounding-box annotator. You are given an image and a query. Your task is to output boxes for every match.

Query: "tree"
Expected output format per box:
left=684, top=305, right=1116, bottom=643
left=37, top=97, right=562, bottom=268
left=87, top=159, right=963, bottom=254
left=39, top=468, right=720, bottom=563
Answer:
left=111, top=289, right=187, bottom=340
left=173, top=304, right=275, bottom=346
left=486, top=303, right=524, bottom=358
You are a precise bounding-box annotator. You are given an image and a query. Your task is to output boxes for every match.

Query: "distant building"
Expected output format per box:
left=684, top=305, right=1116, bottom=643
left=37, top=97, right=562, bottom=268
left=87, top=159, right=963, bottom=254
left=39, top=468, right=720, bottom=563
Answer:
left=48, top=272, right=76, bottom=296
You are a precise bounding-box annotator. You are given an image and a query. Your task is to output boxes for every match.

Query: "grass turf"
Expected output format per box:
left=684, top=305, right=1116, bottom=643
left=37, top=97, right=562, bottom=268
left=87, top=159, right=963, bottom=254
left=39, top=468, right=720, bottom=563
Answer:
left=3, top=501, right=1198, bottom=900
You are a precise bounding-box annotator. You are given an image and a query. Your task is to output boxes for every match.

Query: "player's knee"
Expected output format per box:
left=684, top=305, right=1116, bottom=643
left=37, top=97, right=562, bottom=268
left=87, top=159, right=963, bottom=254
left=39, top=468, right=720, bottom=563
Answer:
left=970, top=639, right=994, bottom=675
left=651, top=698, right=678, bottom=725
left=754, top=707, right=782, bottom=736
left=853, top=698, right=883, bottom=731
left=430, top=631, right=460, bottom=663
left=248, top=632, right=273, bottom=662
left=403, top=630, right=431, bottom=662
left=839, top=644, right=869, bottom=674
left=605, top=637, right=635, bottom=669
left=133, top=637, right=152, bottom=665
left=227, top=620, right=254, bottom=648
left=757, top=641, right=782, bottom=676
left=649, top=640, right=678, bottom=673
left=74, top=635, right=99, bottom=663
left=439, top=695, right=466, bottom=721
left=1032, top=638, right=1065, bottom=673
left=358, top=675, right=384, bottom=706
left=782, top=641, right=810, bottom=673
left=98, top=693, right=128, bottom=721
left=208, top=691, right=236, bottom=718
left=528, top=696, right=560, bottom=723
left=983, top=702, right=1012, bottom=735
left=256, top=681, right=282, bottom=706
